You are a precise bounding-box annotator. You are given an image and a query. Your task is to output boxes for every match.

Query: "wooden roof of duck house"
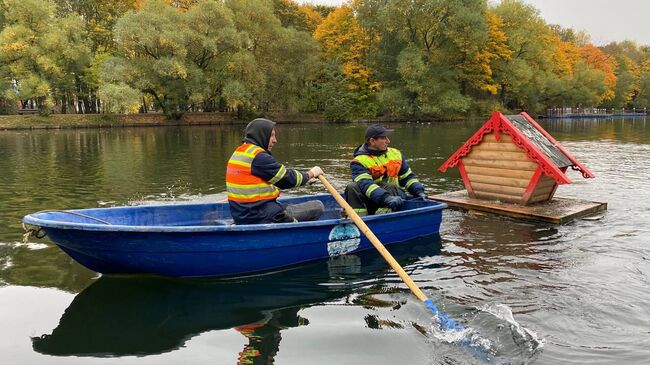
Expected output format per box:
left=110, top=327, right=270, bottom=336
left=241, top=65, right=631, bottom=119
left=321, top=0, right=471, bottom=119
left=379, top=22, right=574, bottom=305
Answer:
left=438, top=112, right=594, bottom=205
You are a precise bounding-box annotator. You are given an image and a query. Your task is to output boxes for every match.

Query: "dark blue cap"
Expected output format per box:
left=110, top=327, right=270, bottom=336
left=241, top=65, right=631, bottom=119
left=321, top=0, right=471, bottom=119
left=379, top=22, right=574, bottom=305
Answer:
left=365, top=124, right=394, bottom=140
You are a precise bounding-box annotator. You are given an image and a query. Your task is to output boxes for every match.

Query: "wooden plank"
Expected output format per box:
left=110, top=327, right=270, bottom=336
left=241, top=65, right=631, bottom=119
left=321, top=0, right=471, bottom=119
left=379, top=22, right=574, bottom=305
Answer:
left=474, top=191, right=521, bottom=203
left=472, top=182, right=525, bottom=196
left=431, top=190, right=608, bottom=224
left=467, top=149, right=532, bottom=162
left=462, top=157, right=538, bottom=171
left=463, top=165, right=535, bottom=180
left=472, top=142, right=522, bottom=152
left=532, top=184, right=555, bottom=196
left=482, top=134, right=512, bottom=143
left=528, top=194, right=551, bottom=204
left=535, top=178, right=556, bottom=189
left=467, top=173, right=531, bottom=188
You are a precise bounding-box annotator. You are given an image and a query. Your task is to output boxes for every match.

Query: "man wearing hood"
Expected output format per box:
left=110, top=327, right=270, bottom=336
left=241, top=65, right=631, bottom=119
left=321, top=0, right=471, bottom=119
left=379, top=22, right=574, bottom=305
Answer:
left=226, top=118, right=325, bottom=225
left=344, top=124, right=427, bottom=215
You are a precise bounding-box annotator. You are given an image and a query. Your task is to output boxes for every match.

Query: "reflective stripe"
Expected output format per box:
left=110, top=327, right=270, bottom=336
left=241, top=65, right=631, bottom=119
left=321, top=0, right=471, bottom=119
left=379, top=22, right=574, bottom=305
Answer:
left=399, top=168, right=413, bottom=180
left=365, top=184, right=379, bottom=198
left=226, top=143, right=281, bottom=203
left=269, top=165, right=287, bottom=184
left=354, top=173, right=373, bottom=182
left=405, top=178, right=419, bottom=189
left=376, top=207, right=392, bottom=214
left=245, top=145, right=258, bottom=154
left=230, top=153, right=255, bottom=165
left=294, top=170, right=303, bottom=187
left=226, top=182, right=280, bottom=195
left=228, top=159, right=252, bottom=168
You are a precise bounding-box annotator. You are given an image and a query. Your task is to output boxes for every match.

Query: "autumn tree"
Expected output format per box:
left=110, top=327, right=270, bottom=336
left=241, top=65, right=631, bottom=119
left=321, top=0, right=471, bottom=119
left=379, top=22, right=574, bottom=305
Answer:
left=313, top=4, right=379, bottom=120
left=579, top=44, right=617, bottom=103
left=491, top=0, right=554, bottom=111
left=272, top=0, right=323, bottom=33
left=456, top=9, right=511, bottom=107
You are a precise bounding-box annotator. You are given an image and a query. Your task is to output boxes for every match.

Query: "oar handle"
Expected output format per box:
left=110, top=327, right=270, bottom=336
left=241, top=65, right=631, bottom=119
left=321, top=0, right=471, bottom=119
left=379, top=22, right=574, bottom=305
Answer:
left=318, top=175, right=428, bottom=302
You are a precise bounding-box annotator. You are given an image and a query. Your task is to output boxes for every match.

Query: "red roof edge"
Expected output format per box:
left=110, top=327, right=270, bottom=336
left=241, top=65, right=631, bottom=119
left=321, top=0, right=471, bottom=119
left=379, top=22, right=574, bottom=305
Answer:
left=498, top=113, right=572, bottom=184
left=520, top=112, right=595, bottom=178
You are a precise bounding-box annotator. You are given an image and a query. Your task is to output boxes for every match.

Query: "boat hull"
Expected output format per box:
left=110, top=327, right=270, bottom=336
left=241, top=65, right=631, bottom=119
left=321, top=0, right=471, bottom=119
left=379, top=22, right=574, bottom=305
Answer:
left=23, top=195, right=446, bottom=277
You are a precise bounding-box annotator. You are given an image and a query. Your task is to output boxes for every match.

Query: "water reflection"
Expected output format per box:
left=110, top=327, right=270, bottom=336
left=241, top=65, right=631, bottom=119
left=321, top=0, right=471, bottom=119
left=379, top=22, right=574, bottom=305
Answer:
left=32, top=235, right=442, bottom=359
left=437, top=212, right=567, bottom=306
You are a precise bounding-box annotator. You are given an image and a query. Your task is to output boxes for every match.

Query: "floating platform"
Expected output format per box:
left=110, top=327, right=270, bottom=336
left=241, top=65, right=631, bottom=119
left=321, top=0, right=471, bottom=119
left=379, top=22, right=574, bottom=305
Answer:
left=431, top=190, right=607, bottom=224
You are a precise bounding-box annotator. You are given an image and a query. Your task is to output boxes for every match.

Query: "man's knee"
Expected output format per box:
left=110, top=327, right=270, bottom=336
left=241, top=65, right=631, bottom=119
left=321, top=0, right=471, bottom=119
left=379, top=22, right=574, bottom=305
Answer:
left=284, top=200, right=325, bottom=222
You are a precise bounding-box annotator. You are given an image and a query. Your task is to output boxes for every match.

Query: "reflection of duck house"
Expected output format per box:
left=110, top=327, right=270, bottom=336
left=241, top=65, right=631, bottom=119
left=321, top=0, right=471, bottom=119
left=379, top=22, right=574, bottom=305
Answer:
left=434, top=112, right=607, bottom=223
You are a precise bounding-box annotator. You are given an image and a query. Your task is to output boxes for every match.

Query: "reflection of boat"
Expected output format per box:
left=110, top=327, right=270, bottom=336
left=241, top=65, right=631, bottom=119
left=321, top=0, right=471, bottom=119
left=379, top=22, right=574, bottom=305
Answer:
left=22, top=195, right=446, bottom=277
left=32, top=235, right=442, bottom=357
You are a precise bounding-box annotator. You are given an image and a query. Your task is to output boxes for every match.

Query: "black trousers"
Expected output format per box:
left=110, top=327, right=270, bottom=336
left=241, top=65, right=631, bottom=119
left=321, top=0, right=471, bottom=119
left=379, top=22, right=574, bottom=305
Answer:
left=273, top=200, right=325, bottom=223
left=343, top=182, right=406, bottom=215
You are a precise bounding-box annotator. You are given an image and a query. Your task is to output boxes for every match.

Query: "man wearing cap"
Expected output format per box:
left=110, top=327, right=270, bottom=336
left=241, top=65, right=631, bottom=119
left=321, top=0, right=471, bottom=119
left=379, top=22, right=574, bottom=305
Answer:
left=226, top=118, right=325, bottom=225
left=344, top=123, right=427, bottom=215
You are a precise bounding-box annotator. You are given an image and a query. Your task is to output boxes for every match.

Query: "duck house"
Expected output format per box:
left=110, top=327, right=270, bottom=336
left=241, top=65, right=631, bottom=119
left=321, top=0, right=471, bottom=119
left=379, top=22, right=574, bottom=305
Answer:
left=438, top=112, right=594, bottom=205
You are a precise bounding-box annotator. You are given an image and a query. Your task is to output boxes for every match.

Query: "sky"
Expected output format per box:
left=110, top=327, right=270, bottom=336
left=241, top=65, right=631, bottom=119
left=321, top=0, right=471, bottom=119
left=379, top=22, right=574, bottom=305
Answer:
left=299, top=0, right=650, bottom=46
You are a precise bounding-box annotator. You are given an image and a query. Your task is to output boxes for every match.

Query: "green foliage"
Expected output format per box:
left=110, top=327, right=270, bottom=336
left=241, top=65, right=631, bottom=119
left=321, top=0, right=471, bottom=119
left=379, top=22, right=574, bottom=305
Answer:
left=0, top=0, right=92, bottom=113
left=226, top=0, right=321, bottom=113
left=1, top=0, right=648, bottom=118
left=106, top=0, right=242, bottom=119
left=635, top=71, right=650, bottom=109
left=96, top=83, right=141, bottom=113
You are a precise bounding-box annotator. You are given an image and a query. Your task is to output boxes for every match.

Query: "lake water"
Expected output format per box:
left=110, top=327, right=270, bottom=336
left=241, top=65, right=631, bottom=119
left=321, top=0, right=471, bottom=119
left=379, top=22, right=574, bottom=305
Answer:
left=1, top=117, right=649, bottom=364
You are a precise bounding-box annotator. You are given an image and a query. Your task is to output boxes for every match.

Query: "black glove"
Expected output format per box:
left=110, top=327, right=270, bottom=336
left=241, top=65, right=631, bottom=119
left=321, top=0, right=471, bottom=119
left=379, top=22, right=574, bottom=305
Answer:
left=384, top=195, right=404, bottom=210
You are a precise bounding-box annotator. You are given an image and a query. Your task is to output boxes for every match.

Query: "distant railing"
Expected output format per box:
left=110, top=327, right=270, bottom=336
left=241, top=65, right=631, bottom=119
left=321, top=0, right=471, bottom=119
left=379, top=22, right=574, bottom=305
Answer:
left=17, top=108, right=39, bottom=115
left=545, top=107, right=647, bottom=117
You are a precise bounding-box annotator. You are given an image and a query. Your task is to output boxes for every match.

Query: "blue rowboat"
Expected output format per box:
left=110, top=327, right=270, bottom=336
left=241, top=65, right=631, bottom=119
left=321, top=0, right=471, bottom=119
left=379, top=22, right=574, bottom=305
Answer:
left=22, top=194, right=446, bottom=277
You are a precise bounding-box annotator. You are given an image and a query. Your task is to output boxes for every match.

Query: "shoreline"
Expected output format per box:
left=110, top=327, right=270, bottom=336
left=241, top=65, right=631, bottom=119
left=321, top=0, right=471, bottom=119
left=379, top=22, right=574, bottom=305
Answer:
left=0, top=112, right=467, bottom=131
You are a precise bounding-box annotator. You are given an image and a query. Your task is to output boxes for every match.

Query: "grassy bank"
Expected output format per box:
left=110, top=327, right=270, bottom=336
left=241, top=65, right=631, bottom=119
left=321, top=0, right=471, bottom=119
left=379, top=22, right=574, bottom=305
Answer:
left=0, top=111, right=334, bottom=130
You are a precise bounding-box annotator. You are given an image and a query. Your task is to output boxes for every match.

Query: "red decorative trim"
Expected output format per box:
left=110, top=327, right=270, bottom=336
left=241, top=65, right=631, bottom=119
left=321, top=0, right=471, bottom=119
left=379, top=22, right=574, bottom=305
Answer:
left=521, top=167, right=543, bottom=205
left=457, top=160, right=475, bottom=198
left=438, top=112, right=500, bottom=172
left=521, top=112, right=595, bottom=178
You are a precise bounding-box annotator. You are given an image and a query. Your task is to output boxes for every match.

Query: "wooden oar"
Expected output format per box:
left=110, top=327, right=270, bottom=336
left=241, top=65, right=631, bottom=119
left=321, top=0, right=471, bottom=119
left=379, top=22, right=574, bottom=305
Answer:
left=317, top=175, right=463, bottom=331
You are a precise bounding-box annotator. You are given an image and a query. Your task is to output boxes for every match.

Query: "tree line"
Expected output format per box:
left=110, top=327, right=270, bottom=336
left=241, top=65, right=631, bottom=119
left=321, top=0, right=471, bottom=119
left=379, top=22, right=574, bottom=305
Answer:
left=1, top=0, right=649, bottom=121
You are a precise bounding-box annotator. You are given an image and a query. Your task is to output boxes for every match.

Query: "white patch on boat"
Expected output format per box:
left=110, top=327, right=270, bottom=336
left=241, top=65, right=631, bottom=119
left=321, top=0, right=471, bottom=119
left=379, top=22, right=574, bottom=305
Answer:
left=327, top=224, right=361, bottom=257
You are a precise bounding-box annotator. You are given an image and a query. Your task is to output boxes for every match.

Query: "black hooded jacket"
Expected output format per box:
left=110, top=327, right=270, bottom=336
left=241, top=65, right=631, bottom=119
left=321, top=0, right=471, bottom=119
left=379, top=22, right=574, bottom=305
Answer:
left=228, top=119, right=310, bottom=224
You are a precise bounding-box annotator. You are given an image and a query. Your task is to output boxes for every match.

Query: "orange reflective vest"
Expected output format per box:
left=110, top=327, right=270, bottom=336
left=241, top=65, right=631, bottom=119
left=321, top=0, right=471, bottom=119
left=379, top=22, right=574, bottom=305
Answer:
left=226, top=143, right=280, bottom=203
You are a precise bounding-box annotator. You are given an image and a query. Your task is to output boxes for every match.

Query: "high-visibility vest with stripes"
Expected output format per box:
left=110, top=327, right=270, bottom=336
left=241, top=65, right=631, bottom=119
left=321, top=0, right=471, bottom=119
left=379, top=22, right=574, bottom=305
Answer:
left=353, top=147, right=403, bottom=186
left=226, top=143, right=280, bottom=203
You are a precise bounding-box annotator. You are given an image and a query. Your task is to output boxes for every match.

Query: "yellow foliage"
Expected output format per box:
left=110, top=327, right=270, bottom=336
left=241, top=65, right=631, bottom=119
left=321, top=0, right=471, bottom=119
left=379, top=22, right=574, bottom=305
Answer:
left=314, top=5, right=380, bottom=93
left=548, top=33, right=580, bottom=77
left=297, top=4, right=324, bottom=32
left=458, top=11, right=511, bottom=95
